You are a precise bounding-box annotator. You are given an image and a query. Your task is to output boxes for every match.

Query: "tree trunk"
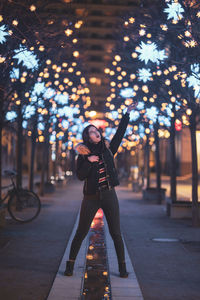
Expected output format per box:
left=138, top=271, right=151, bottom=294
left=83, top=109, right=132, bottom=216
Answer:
left=154, top=121, right=162, bottom=204
left=0, top=89, right=3, bottom=198
left=29, top=115, right=38, bottom=191
left=39, top=142, right=46, bottom=196
left=39, top=122, right=50, bottom=196
left=170, top=103, right=177, bottom=202
left=70, top=148, right=76, bottom=178
left=16, top=104, right=23, bottom=189
left=146, top=134, right=150, bottom=189
left=45, top=133, right=50, bottom=183
left=189, top=110, right=200, bottom=227
left=53, top=138, right=59, bottom=180
left=0, top=122, right=2, bottom=198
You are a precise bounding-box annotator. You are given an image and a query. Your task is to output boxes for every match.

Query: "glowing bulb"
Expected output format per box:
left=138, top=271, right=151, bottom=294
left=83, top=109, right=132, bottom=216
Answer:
left=65, top=29, right=73, bottom=36
left=186, top=109, right=192, bottom=116
left=132, top=52, right=138, bottom=58
left=73, top=51, right=79, bottom=57
left=160, top=24, right=168, bottom=31
left=145, top=128, right=150, bottom=134
left=123, top=82, right=129, bottom=87
left=39, top=45, right=45, bottom=51
left=12, top=20, right=18, bottom=26
left=124, top=36, right=129, bottom=42
left=30, top=5, right=36, bottom=11
left=104, top=68, right=110, bottom=74
left=185, top=31, right=191, bottom=37
left=129, top=17, right=135, bottom=23
left=130, top=74, right=136, bottom=80
left=62, top=62, right=68, bottom=67
left=139, top=29, right=146, bottom=36
left=115, top=55, right=121, bottom=61
left=39, top=136, right=44, bottom=142
left=0, top=56, right=6, bottom=63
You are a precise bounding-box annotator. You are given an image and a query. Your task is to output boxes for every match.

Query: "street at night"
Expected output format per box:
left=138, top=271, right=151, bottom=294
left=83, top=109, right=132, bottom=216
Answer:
left=0, top=0, right=200, bottom=299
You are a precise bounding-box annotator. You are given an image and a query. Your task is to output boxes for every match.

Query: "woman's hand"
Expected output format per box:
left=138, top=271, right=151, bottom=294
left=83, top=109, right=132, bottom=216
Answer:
left=88, top=155, right=99, bottom=163
left=75, top=144, right=91, bottom=155
left=127, top=101, right=138, bottom=113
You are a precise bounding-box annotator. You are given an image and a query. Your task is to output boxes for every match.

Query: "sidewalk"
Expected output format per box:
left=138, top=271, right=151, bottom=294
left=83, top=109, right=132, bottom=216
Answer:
left=118, top=186, right=200, bottom=300
left=0, top=179, right=199, bottom=300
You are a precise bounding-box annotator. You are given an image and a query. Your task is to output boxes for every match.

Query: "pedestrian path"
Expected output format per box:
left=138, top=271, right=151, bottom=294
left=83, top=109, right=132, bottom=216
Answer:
left=47, top=209, right=144, bottom=300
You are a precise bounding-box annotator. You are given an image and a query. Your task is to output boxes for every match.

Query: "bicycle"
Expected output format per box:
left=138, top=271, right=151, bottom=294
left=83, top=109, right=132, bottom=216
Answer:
left=1, top=170, right=41, bottom=223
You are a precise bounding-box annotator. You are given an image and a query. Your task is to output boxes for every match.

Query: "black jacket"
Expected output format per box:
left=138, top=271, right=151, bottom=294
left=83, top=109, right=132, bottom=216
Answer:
left=76, top=113, right=130, bottom=195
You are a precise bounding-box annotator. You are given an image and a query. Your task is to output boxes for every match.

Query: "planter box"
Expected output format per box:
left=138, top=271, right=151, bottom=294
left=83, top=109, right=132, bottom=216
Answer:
left=166, top=199, right=200, bottom=219
left=0, top=206, right=6, bottom=228
left=142, top=187, right=166, bottom=204
left=35, top=181, right=55, bottom=194
left=44, top=182, right=55, bottom=193
left=56, top=179, right=64, bottom=187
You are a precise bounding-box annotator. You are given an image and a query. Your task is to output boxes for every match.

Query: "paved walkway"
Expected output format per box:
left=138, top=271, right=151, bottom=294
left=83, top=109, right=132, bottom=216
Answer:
left=47, top=206, right=143, bottom=300
left=0, top=179, right=200, bottom=300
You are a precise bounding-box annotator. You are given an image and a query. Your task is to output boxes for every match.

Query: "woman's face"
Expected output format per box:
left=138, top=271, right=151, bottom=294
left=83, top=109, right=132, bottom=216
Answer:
left=88, top=126, right=101, bottom=144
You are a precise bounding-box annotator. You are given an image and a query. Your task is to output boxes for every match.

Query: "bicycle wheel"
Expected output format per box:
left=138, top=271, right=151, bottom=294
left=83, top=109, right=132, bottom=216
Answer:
left=8, top=189, right=41, bottom=223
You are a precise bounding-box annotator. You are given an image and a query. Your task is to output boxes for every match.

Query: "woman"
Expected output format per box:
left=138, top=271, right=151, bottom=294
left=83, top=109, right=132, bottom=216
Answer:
left=64, top=103, right=136, bottom=278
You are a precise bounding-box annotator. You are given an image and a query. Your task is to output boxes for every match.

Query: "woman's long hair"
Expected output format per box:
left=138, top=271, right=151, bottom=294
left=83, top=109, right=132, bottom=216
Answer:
left=82, top=125, right=105, bottom=154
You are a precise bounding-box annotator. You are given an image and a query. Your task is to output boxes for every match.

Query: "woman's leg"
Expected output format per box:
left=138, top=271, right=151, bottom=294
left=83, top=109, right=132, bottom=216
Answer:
left=101, top=189, right=125, bottom=264
left=68, top=194, right=99, bottom=261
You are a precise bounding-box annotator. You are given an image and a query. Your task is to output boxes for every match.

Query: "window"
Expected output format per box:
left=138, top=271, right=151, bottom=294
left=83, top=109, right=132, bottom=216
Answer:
left=90, top=21, right=102, bottom=27
left=90, top=10, right=103, bottom=16
left=90, top=45, right=103, bottom=51
left=90, top=55, right=102, bottom=62
left=90, top=67, right=101, bottom=73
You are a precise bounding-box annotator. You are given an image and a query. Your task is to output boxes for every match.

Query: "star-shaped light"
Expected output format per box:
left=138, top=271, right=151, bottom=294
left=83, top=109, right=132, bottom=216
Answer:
left=187, top=64, right=200, bottom=98
left=164, top=2, right=184, bottom=21
left=120, top=88, right=134, bottom=98
left=138, top=68, right=152, bottom=82
left=0, top=25, right=9, bottom=44
left=136, top=42, right=167, bottom=65
left=14, top=46, right=39, bottom=69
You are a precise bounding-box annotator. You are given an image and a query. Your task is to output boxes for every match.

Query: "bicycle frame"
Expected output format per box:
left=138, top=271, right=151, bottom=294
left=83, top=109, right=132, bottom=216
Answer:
left=0, top=175, right=17, bottom=205
left=1, top=170, right=41, bottom=223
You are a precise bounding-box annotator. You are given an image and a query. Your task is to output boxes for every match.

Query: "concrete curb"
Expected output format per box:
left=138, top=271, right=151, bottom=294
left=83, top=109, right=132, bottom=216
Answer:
left=47, top=213, right=87, bottom=300
left=104, top=218, right=144, bottom=300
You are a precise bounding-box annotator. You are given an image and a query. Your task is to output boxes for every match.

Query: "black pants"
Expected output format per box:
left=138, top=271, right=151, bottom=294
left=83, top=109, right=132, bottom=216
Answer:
left=69, top=188, right=125, bottom=264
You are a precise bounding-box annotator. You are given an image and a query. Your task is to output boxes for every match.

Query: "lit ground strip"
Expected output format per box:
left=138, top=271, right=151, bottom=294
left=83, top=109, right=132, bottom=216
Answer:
left=81, top=209, right=111, bottom=299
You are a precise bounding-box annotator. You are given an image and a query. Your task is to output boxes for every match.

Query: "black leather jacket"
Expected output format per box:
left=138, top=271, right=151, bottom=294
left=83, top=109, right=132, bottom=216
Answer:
left=76, top=113, right=130, bottom=195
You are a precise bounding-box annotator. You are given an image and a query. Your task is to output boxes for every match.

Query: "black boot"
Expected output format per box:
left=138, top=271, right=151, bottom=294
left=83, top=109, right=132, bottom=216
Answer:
left=119, top=262, right=128, bottom=278
left=64, top=260, right=75, bottom=276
